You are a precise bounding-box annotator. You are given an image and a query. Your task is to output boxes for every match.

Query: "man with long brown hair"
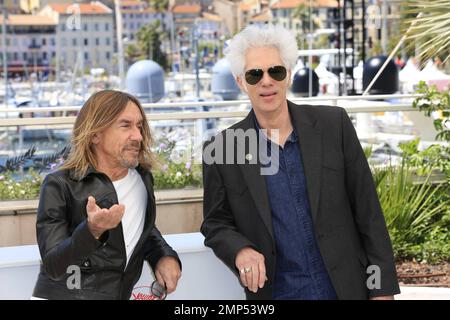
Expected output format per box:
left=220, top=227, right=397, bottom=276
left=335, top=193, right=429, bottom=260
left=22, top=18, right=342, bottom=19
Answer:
left=32, top=90, right=181, bottom=300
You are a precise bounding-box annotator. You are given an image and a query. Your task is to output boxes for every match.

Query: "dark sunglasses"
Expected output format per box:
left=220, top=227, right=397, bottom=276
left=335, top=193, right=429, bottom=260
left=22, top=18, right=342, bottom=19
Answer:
left=244, top=65, right=287, bottom=85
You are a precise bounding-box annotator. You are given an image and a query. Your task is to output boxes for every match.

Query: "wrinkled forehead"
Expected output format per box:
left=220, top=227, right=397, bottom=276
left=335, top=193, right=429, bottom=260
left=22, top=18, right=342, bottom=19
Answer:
left=114, top=101, right=144, bottom=123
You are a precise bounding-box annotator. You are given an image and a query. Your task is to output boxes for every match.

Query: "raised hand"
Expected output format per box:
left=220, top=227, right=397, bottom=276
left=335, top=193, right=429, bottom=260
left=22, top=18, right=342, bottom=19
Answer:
left=86, top=196, right=125, bottom=239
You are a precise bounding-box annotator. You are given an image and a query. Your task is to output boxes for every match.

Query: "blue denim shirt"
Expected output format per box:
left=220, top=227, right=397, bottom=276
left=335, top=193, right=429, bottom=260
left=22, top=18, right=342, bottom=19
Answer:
left=254, top=114, right=337, bottom=300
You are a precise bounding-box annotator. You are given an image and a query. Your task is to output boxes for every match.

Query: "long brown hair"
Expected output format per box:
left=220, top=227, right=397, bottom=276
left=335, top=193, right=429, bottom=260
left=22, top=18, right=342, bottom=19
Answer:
left=60, top=90, right=156, bottom=179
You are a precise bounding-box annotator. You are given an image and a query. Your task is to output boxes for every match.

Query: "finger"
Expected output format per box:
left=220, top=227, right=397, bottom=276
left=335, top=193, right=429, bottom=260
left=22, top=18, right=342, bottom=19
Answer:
left=258, top=259, right=266, bottom=289
left=155, top=270, right=165, bottom=288
left=245, top=268, right=254, bottom=293
left=86, top=196, right=96, bottom=212
left=110, top=204, right=125, bottom=217
left=251, top=265, right=259, bottom=293
left=239, top=267, right=248, bottom=288
left=164, top=275, right=178, bottom=294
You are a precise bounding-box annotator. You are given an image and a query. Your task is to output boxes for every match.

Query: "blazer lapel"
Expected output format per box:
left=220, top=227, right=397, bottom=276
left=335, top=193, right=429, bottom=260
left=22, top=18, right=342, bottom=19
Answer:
left=288, top=101, right=322, bottom=224
left=235, top=112, right=275, bottom=242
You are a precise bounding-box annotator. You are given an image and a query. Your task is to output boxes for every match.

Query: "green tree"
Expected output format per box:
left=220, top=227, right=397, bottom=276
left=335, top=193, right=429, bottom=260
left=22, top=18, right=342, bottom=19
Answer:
left=292, top=3, right=321, bottom=50
left=147, top=0, right=169, bottom=12
left=125, top=20, right=169, bottom=70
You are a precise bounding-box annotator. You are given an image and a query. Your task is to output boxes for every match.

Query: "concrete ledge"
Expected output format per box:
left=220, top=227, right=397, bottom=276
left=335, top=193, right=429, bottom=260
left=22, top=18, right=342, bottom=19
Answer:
left=0, top=189, right=204, bottom=214
left=397, top=286, right=450, bottom=300
left=0, top=189, right=204, bottom=247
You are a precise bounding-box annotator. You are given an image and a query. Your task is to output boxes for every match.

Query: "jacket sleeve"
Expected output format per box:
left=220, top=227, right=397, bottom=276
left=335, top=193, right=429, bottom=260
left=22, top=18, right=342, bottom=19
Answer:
left=36, top=174, right=108, bottom=281
left=341, top=107, right=400, bottom=297
left=144, top=172, right=181, bottom=271
left=200, top=139, right=260, bottom=275
left=145, top=227, right=182, bottom=271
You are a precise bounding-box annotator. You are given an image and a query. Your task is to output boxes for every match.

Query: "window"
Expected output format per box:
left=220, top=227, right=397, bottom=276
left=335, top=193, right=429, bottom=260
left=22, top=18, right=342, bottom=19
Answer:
left=130, top=23, right=134, bottom=30
left=6, top=38, right=10, bottom=46
left=51, top=38, right=55, bottom=46
left=83, top=23, right=88, bottom=31
left=84, top=38, right=88, bottom=46
left=61, top=38, right=67, bottom=46
left=52, top=51, right=56, bottom=58
left=43, top=52, right=47, bottom=60
left=84, top=52, right=89, bottom=60
left=61, top=24, right=65, bottom=32
left=105, top=23, right=109, bottom=31
left=23, top=52, right=27, bottom=60
left=13, top=52, right=18, bottom=60
left=95, top=23, right=99, bottom=31
left=106, top=51, right=110, bottom=59
left=73, top=38, right=77, bottom=46
left=42, top=38, right=46, bottom=46
left=12, top=38, right=17, bottom=46
left=106, top=38, right=110, bottom=46
left=95, top=38, right=100, bottom=46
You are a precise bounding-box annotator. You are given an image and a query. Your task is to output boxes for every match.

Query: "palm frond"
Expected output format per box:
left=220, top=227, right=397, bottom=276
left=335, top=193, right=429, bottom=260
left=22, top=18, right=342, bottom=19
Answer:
left=0, top=146, right=37, bottom=173
left=401, top=0, right=450, bottom=64
left=32, top=145, right=71, bottom=172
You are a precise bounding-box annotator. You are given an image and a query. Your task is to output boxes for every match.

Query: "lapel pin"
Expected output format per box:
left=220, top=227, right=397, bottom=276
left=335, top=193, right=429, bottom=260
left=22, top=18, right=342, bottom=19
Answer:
left=245, top=153, right=253, bottom=161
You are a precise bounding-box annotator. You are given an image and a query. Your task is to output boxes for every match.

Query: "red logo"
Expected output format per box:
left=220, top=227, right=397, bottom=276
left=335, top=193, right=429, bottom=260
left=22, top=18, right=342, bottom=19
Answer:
left=130, top=286, right=159, bottom=300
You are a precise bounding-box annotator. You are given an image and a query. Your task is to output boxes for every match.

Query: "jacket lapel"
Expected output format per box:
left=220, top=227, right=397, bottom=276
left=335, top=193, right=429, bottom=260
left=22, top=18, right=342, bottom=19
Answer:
left=235, top=112, right=275, bottom=243
left=288, top=101, right=322, bottom=224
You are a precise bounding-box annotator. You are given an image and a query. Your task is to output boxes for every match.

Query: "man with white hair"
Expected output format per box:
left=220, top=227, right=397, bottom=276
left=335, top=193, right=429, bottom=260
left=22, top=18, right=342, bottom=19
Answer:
left=201, top=24, right=400, bottom=300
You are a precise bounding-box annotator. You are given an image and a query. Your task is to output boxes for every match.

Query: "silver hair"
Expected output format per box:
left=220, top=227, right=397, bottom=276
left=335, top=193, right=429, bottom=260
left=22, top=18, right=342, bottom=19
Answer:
left=224, top=24, right=299, bottom=77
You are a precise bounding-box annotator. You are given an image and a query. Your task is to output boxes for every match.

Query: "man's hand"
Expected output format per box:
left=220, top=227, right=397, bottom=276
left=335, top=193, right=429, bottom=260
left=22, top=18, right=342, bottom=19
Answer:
left=86, top=196, right=125, bottom=239
left=235, top=247, right=267, bottom=293
left=370, top=295, right=395, bottom=300
left=155, top=256, right=181, bottom=294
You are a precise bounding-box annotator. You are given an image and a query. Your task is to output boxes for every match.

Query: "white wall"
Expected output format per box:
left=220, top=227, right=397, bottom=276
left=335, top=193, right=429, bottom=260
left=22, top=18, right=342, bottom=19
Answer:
left=0, top=232, right=246, bottom=300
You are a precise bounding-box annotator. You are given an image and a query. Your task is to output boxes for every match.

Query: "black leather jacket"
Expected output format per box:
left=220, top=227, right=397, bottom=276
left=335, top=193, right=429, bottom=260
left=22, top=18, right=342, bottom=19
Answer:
left=32, top=166, right=181, bottom=300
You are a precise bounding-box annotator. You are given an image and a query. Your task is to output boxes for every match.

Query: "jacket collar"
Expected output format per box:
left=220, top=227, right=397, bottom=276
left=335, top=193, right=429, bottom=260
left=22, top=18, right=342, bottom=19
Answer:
left=70, top=164, right=149, bottom=182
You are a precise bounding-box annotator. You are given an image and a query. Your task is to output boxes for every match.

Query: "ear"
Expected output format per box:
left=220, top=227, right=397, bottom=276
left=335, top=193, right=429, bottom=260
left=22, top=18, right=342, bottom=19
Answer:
left=286, top=69, right=292, bottom=87
left=91, top=133, right=101, bottom=145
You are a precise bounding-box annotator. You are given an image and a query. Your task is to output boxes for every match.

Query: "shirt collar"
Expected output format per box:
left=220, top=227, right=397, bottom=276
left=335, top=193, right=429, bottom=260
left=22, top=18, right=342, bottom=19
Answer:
left=252, top=110, right=298, bottom=145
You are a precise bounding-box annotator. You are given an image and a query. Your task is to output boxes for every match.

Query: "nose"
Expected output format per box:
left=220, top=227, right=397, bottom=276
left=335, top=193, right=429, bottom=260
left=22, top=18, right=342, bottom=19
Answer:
left=259, top=70, right=274, bottom=86
left=131, top=125, right=143, bottom=142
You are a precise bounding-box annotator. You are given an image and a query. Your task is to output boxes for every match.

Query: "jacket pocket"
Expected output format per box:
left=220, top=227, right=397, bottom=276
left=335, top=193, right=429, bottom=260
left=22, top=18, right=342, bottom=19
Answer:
left=322, top=151, right=345, bottom=171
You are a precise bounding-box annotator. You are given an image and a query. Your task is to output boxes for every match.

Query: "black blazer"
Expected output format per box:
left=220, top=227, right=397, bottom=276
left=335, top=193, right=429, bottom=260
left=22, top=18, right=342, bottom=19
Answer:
left=201, top=100, right=400, bottom=300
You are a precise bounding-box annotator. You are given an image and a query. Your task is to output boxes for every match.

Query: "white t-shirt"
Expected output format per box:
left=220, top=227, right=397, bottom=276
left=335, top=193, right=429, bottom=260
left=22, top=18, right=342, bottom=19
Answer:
left=112, top=169, right=147, bottom=267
